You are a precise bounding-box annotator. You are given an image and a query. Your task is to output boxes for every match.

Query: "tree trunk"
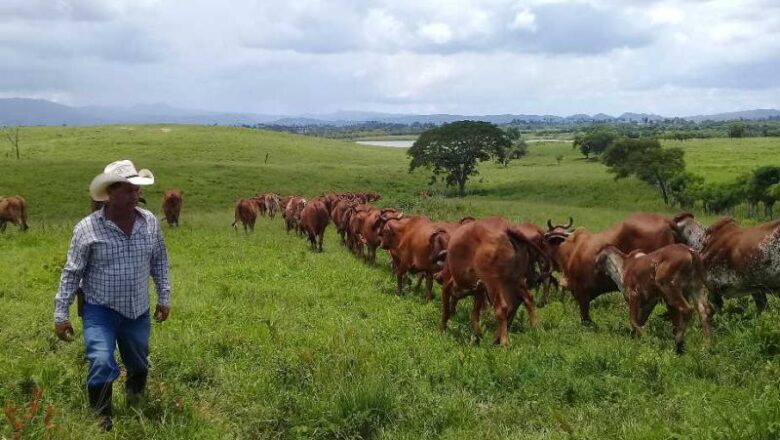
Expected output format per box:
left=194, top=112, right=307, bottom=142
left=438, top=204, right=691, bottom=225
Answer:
left=655, top=172, right=670, bottom=206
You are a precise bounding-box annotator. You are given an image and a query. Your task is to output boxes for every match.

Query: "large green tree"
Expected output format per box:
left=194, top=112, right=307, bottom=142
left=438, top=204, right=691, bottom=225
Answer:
left=601, top=138, right=685, bottom=205
left=408, top=121, right=510, bottom=196
left=573, top=126, right=618, bottom=159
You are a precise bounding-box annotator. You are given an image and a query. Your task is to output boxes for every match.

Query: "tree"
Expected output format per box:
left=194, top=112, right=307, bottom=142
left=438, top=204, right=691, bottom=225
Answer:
left=2, top=126, right=20, bottom=159
left=572, top=126, right=618, bottom=159
left=408, top=121, right=510, bottom=196
left=496, top=127, right=528, bottom=166
left=601, top=138, right=685, bottom=205
left=667, top=172, right=705, bottom=209
left=728, top=122, right=746, bottom=138
left=746, top=166, right=780, bottom=217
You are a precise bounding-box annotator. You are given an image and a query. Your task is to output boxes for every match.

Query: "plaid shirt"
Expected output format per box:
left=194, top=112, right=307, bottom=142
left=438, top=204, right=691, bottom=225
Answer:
left=54, top=207, right=171, bottom=323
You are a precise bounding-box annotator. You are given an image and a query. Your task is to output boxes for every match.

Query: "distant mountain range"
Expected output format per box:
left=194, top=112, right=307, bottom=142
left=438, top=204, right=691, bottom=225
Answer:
left=1, top=98, right=778, bottom=127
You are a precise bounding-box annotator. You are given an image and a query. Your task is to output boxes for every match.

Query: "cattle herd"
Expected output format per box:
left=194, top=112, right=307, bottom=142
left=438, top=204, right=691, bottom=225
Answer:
left=3, top=188, right=779, bottom=353
left=227, top=190, right=780, bottom=354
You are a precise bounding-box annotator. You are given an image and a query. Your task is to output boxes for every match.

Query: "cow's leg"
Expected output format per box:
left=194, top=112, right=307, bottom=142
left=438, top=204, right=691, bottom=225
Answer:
left=318, top=233, right=324, bottom=252
left=637, top=297, right=658, bottom=327
left=752, top=291, right=768, bottom=314
left=414, top=273, right=424, bottom=291
left=0, top=220, right=6, bottom=232
left=424, top=273, right=434, bottom=301
left=628, top=294, right=643, bottom=338
left=491, top=284, right=511, bottom=346
left=439, top=280, right=454, bottom=333
left=710, top=291, right=724, bottom=312
left=470, top=290, right=485, bottom=341
left=665, top=289, right=693, bottom=355
left=575, top=292, right=594, bottom=325
left=396, top=266, right=408, bottom=296
left=539, top=277, right=551, bottom=308
left=514, top=285, right=538, bottom=329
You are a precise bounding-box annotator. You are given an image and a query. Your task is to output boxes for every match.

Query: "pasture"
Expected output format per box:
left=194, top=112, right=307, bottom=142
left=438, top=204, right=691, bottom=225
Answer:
left=2, top=125, right=780, bottom=439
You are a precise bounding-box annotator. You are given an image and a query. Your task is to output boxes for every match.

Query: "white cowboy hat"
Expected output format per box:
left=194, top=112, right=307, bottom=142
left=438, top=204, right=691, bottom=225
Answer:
left=89, top=159, right=155, bottom=202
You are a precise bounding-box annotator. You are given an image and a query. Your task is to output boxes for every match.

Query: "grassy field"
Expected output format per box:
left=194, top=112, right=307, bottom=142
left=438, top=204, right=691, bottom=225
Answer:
left=2, top=125, right=780, bottom=439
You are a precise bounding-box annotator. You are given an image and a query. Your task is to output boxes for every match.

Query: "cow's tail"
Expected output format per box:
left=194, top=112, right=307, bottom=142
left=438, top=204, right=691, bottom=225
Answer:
left=232, top=204, right=240, bottom=229
left=688, top=247, right=709, bottom=296
left=19, top=198, right=28, bottom=231
left=428, top=229, right=449, bottom=268
left=506, top=228, right=552, bottom=285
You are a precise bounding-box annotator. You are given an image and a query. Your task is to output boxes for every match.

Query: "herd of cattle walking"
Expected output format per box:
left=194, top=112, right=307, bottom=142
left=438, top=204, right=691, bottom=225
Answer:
left=230, top=190, right=780, bottom=353
left=2, top=189, right=779, bottom=353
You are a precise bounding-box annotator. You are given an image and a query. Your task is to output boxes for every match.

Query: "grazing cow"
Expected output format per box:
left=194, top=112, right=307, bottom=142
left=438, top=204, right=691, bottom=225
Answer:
left=0, top=196, right=28, bottom=232
left=264, top=193, right=281, bottom=218
left=162, top=189, right=183, bottom=227
left=438, top=218, right=551, bottom=346
left=232, top=198, right=259, bottom=233
left=673, top=213, right=780, bottom=312
left=300, top=198, right=330, bottom=252
left=544, top=213, right=680, bottom=324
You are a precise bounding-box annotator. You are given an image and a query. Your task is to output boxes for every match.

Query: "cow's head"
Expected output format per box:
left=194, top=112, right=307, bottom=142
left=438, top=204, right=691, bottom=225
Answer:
left=375, top=208, right=402, bottom=231
left=544, top=217, right=573, bottom=245
left=672, top=212, right=706, bottom=248
left=379, top=216, right=405, bottom=249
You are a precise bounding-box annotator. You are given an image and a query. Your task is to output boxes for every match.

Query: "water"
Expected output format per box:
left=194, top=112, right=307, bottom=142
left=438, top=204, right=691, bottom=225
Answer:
left=355, top=140, right=415, bottom=148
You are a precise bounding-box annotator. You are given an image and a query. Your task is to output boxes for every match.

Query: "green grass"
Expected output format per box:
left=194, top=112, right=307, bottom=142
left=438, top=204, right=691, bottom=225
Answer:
left=2, top=125, right=780, bottom=439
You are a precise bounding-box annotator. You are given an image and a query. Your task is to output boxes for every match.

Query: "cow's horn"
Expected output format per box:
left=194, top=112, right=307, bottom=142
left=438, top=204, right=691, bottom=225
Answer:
left=547, top=219, right=554, bottom=230
left=564, top=217, right=573, bottom=229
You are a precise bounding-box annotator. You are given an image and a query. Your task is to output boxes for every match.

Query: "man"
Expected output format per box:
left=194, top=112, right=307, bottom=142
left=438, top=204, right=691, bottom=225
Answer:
left=53, top=160, right=171, bottom=432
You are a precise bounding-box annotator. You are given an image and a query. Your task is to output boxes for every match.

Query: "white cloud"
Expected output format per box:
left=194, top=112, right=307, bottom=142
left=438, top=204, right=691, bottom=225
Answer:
left=0, top=0, right=777, bottom=116
left=417, top=22, right=454, bottom=44
left=510, top=8, right=537, bottom=31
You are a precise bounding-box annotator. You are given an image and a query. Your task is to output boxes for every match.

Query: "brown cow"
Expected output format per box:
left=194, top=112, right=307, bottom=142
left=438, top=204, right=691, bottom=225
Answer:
left=346, top=205, right=373, bottom=257
left=359, top=207, right=401, bottom=264
left=232, top=198, right=259, bottom=233
left=596, top=244, right=712, bottom=354
left=674, top=213, right=780, bottom=312
left=300, top=198, right=330, bottom=252
left=379, top=214, right=446, bottom=300
left=162, top=189, right=183, bottom=227
left=544, top=213, right=680, bottom=324
left=0, top=196, right=28, bottom=232
left=438, top=218, right=551, bottom=346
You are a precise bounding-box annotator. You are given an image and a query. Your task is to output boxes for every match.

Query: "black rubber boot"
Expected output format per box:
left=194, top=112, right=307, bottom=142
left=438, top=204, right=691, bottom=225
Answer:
left=87, top=383, right=113, bottom=432
left=126, top=371, right=147, bottom=395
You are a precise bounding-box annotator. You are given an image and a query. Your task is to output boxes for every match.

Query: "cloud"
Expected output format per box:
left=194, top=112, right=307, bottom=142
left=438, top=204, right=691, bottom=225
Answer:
left=0, top=0, right=777, bottom=116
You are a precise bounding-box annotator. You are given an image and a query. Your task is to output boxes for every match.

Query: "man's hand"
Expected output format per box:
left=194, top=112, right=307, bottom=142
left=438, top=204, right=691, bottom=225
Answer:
left=55, top=321, right=75, bottom=342
left=154, top=305, right=170, bottom=322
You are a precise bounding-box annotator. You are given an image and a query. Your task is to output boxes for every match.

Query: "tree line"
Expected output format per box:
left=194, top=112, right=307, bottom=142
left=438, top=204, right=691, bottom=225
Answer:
left=574, top=126, right=780, bottom=219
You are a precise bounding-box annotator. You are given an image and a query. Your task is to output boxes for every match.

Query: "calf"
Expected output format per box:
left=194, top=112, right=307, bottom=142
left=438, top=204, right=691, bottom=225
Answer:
left=596, top=244, right=711, bottom=354
left=0, top=196, right=28, bottom=232
left=162, top=189, right=183, bottom=227
left=232, top=198, right=258, bottom=233
left=300, top=198, right=330, bottom=252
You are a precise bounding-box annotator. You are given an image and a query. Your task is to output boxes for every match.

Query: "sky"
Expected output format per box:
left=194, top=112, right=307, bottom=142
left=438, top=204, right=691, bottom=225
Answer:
left=1, top=0, right=779, bottom=116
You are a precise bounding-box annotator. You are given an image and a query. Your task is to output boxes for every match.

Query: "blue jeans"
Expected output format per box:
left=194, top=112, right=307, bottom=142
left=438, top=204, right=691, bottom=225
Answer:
left=82, top=302, right=150, bottom=387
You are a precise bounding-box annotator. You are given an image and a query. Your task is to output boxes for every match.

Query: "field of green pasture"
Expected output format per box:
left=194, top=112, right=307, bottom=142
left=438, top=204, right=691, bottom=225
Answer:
left=2, top=125, right=780, bottom=439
